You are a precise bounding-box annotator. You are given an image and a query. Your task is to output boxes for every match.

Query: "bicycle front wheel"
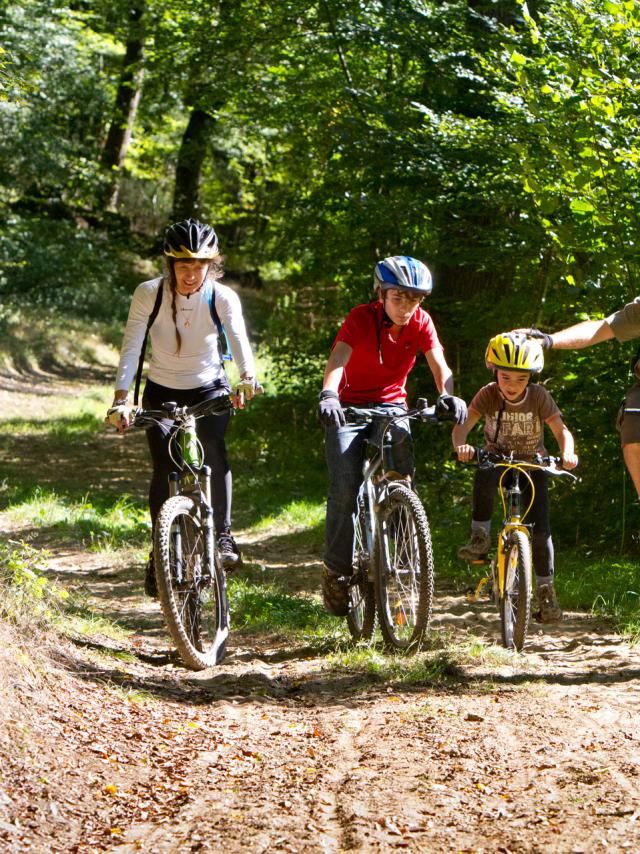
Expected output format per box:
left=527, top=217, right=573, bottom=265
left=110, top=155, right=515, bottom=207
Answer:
left=499, top=530, right=531, bottom=652
left=374, top=485, right=434, bottom=651
left=345, top=497, right=376, bottom=642
left=154, top=495, right=229, bottom=670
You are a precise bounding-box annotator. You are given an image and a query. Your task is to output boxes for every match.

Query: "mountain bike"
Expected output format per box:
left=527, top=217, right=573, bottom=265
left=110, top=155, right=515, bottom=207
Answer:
left=343, top=399, right=449, bottom=651
left=133, top=396, right=233, bottom=670
left=469, top=450, right=577, bottom=651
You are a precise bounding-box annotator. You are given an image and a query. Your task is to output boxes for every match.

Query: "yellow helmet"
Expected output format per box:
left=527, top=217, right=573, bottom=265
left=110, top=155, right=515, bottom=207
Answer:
left=485, top=332, right=544, bottom=374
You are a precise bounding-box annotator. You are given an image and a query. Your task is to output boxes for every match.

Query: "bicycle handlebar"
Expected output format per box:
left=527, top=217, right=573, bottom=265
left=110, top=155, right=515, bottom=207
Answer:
left=343, top=397, right=451, bottom=426
left=131, top=394, right=233, bottom=430
left=474, top=448, right=578, bottom=481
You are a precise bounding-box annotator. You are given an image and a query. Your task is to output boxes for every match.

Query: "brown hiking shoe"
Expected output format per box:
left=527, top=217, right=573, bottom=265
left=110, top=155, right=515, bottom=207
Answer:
left=321, top=565, right=350, bottom=617
left=457, top=529, right=491, bottom=562
left=534, top=582, right=563, bottom=623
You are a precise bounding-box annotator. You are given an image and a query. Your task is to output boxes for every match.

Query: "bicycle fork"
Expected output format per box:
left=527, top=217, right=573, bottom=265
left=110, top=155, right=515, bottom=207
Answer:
left=167, top=468, right=217, bottom=591
left=495, top=521, right=530, bottom=598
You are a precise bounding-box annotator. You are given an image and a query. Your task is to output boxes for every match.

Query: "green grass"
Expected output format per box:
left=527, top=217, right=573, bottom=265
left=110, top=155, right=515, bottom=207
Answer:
left=253, top=500, right=325, bottom=532
left=327, top=645, right=466, bottom=685
left=228, top=576, right=340, bottom=641
left=555, top=553, right=640, bottom=642
left=6, top=487, right=150, bottom=550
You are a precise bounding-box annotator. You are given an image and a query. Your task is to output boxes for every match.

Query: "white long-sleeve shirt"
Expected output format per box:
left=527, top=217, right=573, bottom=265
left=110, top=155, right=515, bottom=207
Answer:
left=115, top=276, right=255, bottom=391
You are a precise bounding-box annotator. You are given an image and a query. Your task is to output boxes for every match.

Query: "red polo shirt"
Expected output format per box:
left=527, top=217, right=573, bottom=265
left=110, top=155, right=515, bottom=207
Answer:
left=333, top=302, right=442, bottom=405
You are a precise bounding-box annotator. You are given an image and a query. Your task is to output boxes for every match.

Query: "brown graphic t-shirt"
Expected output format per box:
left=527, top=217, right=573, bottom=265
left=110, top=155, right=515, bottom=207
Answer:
left=469, top=382, right=561, bottom=459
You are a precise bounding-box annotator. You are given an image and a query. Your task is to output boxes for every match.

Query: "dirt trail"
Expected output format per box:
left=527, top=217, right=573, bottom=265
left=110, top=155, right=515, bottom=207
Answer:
left=1, top=371, right=640, bottom=853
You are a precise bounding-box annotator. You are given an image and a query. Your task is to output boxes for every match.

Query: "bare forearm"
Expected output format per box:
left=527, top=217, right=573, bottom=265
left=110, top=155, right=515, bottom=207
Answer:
left=550, top=319, right=614, bottom=350
left=452, top=423, right=469, bottom=447
left=556, top=425, right=575, bottom=456
left=322, top=342, right=352, bottom=393
left=425, top=348, right=454, bottom=394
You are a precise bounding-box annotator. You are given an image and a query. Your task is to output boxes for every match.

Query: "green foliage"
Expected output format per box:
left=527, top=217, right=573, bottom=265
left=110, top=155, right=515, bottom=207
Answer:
left=0, top=2, right=117, bottom=205
left=0, top=215, right=140, bottom=320
left=0, top=538, right=69, bottom=625
left=1, top=0, right=639, bottom=555
left=488, top=0, right=640, bottom=295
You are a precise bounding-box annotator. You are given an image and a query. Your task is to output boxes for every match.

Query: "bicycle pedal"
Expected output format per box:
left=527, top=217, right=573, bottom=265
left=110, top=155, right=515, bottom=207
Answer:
left=467, top=576, right=489, bottom=602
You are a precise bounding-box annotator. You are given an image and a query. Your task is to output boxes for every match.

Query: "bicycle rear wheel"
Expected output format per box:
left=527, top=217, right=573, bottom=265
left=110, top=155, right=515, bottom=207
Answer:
left=154, top=495, right=229, bottom=670
left=499, top=530, right=531, bottom=651
left=345, top=497, right=376, bottom=642
left=374, top=485, right=434, bottom=651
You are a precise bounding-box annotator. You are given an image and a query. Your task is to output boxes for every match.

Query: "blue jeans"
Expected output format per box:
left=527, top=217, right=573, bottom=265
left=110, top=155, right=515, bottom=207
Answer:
left=324, top=404, right=413, bottom=575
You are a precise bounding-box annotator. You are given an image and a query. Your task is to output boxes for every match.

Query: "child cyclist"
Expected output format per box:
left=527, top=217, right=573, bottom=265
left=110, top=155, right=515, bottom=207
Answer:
left=452, top=332, right=578, bottom=622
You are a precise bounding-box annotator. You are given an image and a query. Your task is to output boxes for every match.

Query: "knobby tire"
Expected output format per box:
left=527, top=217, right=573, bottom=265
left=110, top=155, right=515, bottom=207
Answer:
left=154, top=495, right=229, bottom=670
left=374, top=484, right=434, bottom=651
left=345, top=496, right=376, bottom=642
left=499, top=530, right=531, bottom=652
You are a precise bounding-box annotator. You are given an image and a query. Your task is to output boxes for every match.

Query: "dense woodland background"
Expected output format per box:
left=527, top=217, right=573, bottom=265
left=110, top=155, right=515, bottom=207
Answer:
left=1, top=0, right=639, bottom=553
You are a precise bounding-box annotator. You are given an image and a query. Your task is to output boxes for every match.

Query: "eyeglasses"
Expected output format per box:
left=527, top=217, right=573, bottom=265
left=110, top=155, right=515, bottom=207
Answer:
left=385, top=289, right=423, bottom=306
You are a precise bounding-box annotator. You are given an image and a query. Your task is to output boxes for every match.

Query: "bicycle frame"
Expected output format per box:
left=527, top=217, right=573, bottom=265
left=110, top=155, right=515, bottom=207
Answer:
left=492, top=463, right=536, bottom=599
left=134, top=397, right=232, bottom=583
left=475, top=452, right=577, bottom=598
left=346, top=400, right=439, bottom=580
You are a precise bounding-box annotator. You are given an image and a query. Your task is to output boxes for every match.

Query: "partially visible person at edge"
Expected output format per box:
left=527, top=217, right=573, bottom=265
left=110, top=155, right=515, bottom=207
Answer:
left=106, top=218, right=262, bottom=596
left=522, top=301, right=640, bottom=498
left=317, top=255, right=467, bottom=617
left=452, top=332, right=578, bottom=623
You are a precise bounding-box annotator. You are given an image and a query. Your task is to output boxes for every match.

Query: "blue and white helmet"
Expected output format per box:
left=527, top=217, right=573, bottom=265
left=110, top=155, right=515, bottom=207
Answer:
left=374, top=256, right=433, bottom=295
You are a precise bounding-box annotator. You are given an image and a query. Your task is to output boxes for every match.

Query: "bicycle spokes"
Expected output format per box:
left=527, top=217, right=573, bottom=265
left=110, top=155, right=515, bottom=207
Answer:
left=155, top=496, right=228, bottom=669
left=376, top=486, right=433, bottom=650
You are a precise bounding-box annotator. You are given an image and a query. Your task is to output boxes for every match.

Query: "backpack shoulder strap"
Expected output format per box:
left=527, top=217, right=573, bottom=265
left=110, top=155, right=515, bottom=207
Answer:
left=133, top=282, right=163, bottom=406
left=206, top=285, right=232, bottom=364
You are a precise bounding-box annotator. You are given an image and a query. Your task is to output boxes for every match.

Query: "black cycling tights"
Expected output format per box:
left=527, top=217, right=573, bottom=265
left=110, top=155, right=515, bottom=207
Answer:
left=142, top=379, right=232, bottom=534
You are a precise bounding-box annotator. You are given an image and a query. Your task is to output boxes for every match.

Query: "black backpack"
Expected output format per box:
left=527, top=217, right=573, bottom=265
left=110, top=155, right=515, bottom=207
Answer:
left=133, top=281, right=231, bottom=405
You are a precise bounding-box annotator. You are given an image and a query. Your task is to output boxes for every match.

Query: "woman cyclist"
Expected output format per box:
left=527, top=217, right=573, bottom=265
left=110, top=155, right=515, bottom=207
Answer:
left=107, top=218, right=261, bottom=595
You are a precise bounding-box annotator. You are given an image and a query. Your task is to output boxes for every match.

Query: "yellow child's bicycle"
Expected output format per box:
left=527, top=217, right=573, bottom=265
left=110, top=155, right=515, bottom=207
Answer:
left=469, top=450, right=577, bottom=651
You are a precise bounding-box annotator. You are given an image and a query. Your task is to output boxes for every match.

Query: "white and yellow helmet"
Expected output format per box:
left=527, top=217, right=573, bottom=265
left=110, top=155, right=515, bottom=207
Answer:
left=163, top=218, right=219, bottom=259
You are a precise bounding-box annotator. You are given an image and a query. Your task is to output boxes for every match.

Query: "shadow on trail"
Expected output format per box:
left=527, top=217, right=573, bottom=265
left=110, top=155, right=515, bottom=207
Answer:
left=68, top=635, right=173, bottom=667
left=0, top=362, right=113, bottom=391
left=53, top=616, right=640, bottom=712
left=0, top=428, right=151, bottom=507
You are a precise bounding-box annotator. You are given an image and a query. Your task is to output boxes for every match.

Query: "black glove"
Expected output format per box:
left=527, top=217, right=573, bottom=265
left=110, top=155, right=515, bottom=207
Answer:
left=527, top=327, right=554, bottom=349
left=318, top=390, right=346, bottom=428
left=437, top=393, right=468, bottom=425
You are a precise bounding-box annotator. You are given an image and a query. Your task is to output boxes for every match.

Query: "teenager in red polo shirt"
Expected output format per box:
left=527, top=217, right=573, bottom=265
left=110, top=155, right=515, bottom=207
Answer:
left=318, top=256, right=467, bottom=616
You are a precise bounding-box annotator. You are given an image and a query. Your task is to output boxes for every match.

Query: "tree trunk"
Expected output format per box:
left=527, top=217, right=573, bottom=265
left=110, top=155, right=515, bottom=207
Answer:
left=171, top=108, right=220, bottom=222
left=101, top=0, right=146, bottom=210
